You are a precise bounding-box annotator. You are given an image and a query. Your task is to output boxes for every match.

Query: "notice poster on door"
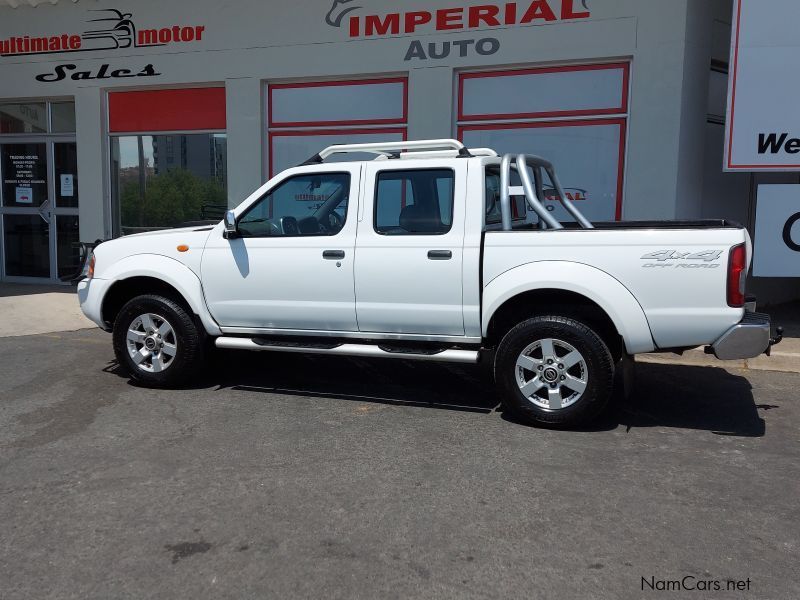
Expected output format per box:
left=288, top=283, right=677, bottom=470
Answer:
left=60, top=174, right=74, bottom=197
left=15, top=186, right=33, bottom=204
left=1, top=143, right=47, bottom=206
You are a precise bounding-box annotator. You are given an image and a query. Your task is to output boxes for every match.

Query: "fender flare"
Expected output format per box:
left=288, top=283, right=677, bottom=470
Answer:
left=100, top=254, right=221, bottom=336
left=482, top=261, right=655, bottom=354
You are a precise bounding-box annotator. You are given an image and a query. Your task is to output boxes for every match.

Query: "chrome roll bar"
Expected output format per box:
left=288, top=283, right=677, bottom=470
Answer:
left=500, top=154, right=594, bottom=231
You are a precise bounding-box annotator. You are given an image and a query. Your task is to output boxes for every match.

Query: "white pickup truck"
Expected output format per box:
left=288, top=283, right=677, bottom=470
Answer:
left=78, top=139, right=780, bottom=425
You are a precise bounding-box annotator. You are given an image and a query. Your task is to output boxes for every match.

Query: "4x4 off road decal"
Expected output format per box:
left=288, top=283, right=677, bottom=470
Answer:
left=641, top=250, right=724, bottom=269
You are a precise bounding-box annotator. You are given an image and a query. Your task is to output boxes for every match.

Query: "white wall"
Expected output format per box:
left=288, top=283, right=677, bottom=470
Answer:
left=4, top=0, right=790, bottom=302
left=0, top=0, right=695, bottom=240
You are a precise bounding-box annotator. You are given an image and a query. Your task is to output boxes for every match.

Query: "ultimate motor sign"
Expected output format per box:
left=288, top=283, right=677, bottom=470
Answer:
left=0, top=8, right=204, bottom=58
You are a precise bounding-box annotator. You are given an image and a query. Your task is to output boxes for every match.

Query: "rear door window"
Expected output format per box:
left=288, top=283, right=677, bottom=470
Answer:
left=374, top=169, right=455, bottom=235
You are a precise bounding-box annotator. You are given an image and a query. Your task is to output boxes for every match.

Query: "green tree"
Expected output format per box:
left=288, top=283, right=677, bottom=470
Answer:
left=120, top=168, right=226, bottom=233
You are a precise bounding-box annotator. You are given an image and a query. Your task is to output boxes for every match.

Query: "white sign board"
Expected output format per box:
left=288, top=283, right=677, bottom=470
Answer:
left=725, top=0, right=800, bottom=171
left=60, top=174, right=74, bottom=197
left=754, top=185, right=800, bottom=277
left=15, top=186, right=32, bottom=204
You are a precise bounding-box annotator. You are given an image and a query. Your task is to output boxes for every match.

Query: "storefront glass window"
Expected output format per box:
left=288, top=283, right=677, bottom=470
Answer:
left=1, top=143, right=48, bottom=207
left=462, top=122, right=625, bottom=223
left=111, top=133, right=228, bottom=235
left=458, top=63, right=629, bottom=221
left=267, top=78, right=408, bottom=177
left=0, top=103, right=47, bottom=134
left=270, top=79, right=406, bottom=126
left=270, top=130, right=405, bottom=175
left=50, top=102, right=76, bottom=133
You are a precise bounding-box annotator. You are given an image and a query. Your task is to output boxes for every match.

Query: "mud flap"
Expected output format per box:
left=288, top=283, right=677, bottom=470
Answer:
left=613, top=353, right=636, bottom=403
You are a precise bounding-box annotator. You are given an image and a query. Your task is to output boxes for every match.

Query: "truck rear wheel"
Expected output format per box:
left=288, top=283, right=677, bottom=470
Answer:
left=112, top=294, right=204, bottom=387
left=495, top=316, right=614, bottom=426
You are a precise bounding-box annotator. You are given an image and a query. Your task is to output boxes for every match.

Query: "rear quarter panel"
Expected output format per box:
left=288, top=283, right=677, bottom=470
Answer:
left=483, top=228, right=747, bottom=349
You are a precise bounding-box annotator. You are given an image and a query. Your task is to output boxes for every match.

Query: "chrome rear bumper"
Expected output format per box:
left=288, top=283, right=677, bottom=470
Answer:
left=710, top=311, right=772, bottom=360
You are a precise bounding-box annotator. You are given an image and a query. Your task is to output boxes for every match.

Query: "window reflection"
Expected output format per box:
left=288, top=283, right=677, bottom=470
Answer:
left=111, top=134, right=228, bottom=235
left=0, top=103, right=47, bottom=134
left=50, top=102, right=76, bottom=133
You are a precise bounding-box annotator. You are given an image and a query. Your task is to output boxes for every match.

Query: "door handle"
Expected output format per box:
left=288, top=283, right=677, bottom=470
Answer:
left=323, top=250, right=345, bottom=260
left=427, top=250, right=452, bottom=260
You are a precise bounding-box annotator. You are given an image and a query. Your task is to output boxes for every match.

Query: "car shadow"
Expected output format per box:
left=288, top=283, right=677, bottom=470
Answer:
left=110, top=351, right=767, bottom=436
left=614, top=362, right=766, bottom=437
left=215, top=350, right=499, bottom=414
left=504, top=362, right=765, bottom=437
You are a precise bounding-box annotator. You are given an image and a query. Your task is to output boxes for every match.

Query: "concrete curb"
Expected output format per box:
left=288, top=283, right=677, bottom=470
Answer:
left=637, top=339, right=800, bottom=374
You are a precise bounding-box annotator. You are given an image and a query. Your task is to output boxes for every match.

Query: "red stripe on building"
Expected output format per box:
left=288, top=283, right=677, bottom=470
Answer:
left=109, top=87, right=226, bottom=133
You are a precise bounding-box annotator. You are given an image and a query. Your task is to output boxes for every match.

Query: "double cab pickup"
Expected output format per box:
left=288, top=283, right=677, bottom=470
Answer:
left=79, top=139, right=779, bottom=425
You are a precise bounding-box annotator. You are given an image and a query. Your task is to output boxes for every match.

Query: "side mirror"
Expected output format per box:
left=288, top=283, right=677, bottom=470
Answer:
left=223, top=209, right=238, bottom=238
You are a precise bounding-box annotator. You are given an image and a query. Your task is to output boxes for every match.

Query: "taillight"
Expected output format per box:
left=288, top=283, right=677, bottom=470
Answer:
left=727, top=244, right=746, bottom=307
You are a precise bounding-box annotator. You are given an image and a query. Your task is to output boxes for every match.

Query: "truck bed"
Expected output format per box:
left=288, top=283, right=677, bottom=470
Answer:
left=482, top=225, right=748, bottom=349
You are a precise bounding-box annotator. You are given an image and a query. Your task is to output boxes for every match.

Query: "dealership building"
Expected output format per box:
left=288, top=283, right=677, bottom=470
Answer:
left=0, top=0, right=797, bottom=303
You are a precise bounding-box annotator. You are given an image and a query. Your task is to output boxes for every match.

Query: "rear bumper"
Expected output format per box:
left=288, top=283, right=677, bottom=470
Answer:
left=710, top=311, right=771, bottom=360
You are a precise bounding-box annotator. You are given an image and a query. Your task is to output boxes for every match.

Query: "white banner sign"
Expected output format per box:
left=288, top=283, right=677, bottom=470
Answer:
left=725, top=0, right=800, bottom=171
left=754, top=185, right=800, bottom=277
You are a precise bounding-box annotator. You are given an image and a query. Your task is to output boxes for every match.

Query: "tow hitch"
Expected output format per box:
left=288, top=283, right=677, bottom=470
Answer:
left=766, top=326, right=784, bottom=356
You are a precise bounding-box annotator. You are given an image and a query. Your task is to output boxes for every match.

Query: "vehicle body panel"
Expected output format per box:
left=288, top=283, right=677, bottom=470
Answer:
left=354, top=158, right=467, bottom=336
left=482, top=227, right=748, bottom=348
left=200, top=164, right=362, bottom=331
left=481, top=260, right=656, bottom=354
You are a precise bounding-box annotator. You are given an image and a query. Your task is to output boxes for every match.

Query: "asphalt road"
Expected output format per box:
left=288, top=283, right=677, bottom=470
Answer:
left=0, top=329, right=797, bottom=599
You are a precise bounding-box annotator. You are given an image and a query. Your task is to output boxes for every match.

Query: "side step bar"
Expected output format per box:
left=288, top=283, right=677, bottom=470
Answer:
left=215, top=337, right=479, bottom=364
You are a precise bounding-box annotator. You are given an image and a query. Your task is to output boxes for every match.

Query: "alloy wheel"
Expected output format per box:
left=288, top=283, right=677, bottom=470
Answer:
left=515, top=338, right=588, bottom=410
left=125, top=313, right=178, bottom=373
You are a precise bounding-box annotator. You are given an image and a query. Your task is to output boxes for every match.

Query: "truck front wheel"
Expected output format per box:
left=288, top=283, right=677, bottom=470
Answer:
left=495, top=316, right=614, bottom=426
left=112, top=294, right=205, bottom=387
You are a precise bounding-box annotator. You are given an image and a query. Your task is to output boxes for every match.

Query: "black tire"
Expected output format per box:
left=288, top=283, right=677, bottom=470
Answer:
left=112, top=294, right=205, bottom=387
left=495, top=315, right=614, bottom=426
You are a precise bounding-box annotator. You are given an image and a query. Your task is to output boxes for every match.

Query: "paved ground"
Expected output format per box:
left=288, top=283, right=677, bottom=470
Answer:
left=0, top=283, right=93, bottom=337
left=0, top=329, right=797, bottom=599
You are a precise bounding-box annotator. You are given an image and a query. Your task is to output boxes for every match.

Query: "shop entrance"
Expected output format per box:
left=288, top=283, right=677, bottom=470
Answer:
left=0, top=139, right=80, bottom=282
left=0, top=102, right=79, bottom=283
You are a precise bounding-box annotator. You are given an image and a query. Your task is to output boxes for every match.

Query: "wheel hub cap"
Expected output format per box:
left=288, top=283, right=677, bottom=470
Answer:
left=542, top=367, right=559, bottom=383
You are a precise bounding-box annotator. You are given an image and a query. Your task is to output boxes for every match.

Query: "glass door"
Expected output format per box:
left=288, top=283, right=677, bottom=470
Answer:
left=52, top=141, right=81, bottom=279
left=0, top=138, right=79, bottom=281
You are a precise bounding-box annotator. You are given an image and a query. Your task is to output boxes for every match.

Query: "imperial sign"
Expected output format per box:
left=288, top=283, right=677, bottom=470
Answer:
left=325, top=0, right=593, bottom=61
